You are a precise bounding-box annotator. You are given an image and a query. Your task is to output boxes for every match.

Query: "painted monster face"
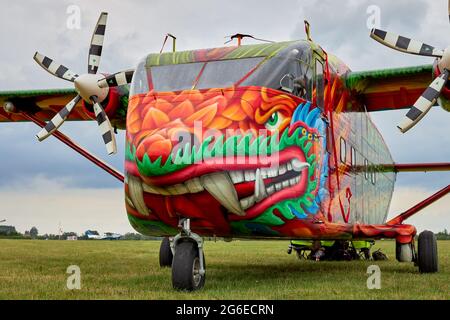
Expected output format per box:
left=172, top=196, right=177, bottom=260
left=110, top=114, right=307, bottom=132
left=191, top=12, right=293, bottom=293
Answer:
left=125, top=86, right=325, bottom=236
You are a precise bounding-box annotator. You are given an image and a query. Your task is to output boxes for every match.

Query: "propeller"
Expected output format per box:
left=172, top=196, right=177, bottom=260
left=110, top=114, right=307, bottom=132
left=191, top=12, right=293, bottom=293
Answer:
left=369, top=0, right=450, bottom=133
left=97, top=70, right=135, bottom=89
left=33, top=12, right=133, bottom=154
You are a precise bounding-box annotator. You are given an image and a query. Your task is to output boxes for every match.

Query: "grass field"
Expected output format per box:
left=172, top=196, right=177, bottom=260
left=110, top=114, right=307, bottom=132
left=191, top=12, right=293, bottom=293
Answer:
left=0, top=239, right=448, bottom=299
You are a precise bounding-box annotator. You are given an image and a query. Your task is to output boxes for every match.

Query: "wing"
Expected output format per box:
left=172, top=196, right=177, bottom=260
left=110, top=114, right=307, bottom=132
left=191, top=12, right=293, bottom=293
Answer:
left=0, top=88, right=91, bottom=123
left=345, top=64, right=433, bottom=112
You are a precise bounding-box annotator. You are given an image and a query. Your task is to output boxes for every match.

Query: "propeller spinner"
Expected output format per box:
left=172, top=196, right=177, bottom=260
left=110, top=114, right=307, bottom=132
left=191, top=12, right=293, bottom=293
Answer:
left=33, top=12, right=133, bottom=155
left=369, top=0, right=450, bottom=133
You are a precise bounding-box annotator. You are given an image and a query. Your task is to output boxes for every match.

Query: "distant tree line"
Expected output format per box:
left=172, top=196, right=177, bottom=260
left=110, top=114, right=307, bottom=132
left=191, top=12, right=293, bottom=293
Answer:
left=0, top=226, right=161, bottom=240
left=435, top=229, right=450, bottom=240
left=1, top=226, right=449, bottom=240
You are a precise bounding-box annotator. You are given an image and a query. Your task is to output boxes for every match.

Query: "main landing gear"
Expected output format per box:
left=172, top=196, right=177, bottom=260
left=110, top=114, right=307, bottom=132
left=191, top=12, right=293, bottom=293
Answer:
left=416, top=230, right=438, bottom=273
left=162, top=218, right=205, bottom=291
left=395, top=230, right=438, bottom=273
left=159, top=237, right=173, bottom=267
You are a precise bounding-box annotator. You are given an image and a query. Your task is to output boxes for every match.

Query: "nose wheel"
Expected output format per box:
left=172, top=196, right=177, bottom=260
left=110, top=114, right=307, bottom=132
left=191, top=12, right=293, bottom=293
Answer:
left=171, top=219, right=206, bottom=291
left=159, top=237, right=173, bottom=267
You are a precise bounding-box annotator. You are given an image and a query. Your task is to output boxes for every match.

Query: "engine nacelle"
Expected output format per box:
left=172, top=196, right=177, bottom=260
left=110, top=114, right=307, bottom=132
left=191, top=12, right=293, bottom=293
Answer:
left=81, top=86, right=121, bottom=121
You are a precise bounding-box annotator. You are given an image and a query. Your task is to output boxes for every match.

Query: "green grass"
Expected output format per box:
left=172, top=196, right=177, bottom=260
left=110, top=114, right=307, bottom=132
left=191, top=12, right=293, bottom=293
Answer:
left=0, top=239, right=448, bottom=299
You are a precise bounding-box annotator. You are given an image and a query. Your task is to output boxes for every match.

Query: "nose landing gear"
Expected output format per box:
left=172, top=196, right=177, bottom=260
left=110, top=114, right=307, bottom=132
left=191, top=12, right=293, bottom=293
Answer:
left=170, top=218, right=206, bottom=291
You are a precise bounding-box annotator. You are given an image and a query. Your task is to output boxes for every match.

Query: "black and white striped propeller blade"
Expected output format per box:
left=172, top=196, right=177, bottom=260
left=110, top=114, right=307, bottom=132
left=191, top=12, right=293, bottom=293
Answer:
left=33, top=12, right=119, bottom=155
left=36, top=95, right=82, bottom=141
left=88, top=12, right=107, bottom=74
left=98, top=69, right=134, bottom=88
left=33, top=52, right=79, bottom=82
left=90, top=96, right=117, bottom=155
left=398, top=69, right=450, bottom=133
left=370, top=29, right=444, bottom=58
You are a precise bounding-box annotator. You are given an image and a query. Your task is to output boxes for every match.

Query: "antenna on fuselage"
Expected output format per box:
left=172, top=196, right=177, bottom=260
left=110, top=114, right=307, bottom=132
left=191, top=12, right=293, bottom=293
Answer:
left=160, top=33, right=177, bottom=53
left=224, top=33, right=274, bottom=46
left=304, top=20, right=313, bottom=42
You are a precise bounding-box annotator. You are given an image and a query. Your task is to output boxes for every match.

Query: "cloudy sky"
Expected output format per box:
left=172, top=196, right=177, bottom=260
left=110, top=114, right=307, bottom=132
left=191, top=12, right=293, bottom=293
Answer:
left=0, top=0, right=448, bottom=235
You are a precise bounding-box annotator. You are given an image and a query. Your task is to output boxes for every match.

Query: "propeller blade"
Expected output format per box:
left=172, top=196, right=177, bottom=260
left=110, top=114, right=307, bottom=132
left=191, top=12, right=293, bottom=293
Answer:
left=97, top=69, right=134, bottom=88
left=398, top=69, right=449, bottom=133
left=33, top=52, right=79, bottom=82
left=36, top=95, right=82, bottom=141
left=370, top=29, right=444, bottom=57
left=88, top=12, right=108, bottom=74
left=90, top=96, right=117, bottom=155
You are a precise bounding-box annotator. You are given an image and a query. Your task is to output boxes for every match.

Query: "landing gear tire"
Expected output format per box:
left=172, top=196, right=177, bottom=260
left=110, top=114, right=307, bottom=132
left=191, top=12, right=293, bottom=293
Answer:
left=172, top=241, right=205, bottom=291
left=159, top=237, right=173, bottom=267
left=396, top=242, right=413, bottom=263
left=417, top=230, right=438, bottom=273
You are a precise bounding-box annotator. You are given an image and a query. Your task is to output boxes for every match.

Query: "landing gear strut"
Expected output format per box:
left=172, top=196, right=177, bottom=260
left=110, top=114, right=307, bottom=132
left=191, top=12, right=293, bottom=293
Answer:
left=171, top=218, right=206, bottom=291
left=396, top=241, right=414, bottom=263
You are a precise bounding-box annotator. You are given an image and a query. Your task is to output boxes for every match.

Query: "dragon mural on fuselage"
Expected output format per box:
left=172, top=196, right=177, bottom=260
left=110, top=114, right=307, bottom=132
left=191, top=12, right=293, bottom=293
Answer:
left=124, top=41, right=412, bottom=242
left=125, top=85, right=327, bottom=237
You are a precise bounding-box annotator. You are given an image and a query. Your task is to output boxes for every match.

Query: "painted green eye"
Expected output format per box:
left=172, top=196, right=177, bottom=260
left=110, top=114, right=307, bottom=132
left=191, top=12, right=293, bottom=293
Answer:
left=267, top=112, right=278, bottom=125
left=265, top=111, right=285, bottom=131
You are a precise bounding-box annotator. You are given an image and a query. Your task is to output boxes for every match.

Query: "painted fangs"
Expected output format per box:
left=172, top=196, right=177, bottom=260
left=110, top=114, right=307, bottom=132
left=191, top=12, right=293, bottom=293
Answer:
left=142, top=183, right=171, bottom=195
left=185, top=178, right=204, bottom=193
left=200, top=172, right=246, bottom=216
left=229, top=171, right=244, bottom=184
left=239, top=159, right=307, bottom=210
left=292, top=158, right=309, bottom=171
left=127, top=174, right=150, bottom=216
left=254, top=168, right=268, bottom=202
left=137, top=158, right=310, bottom=212
left=230, top=158, right=309, bottom=184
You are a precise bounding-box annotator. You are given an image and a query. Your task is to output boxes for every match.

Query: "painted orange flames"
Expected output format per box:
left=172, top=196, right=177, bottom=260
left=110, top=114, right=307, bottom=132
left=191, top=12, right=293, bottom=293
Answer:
left=126, top=86, right=303, bottom=162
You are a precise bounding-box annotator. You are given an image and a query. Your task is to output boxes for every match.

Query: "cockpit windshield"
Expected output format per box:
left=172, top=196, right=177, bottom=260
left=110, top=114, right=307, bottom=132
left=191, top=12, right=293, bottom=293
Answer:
left=150, top=57, right=264, bottom=92
left=130, top=41, right=313, bottom=100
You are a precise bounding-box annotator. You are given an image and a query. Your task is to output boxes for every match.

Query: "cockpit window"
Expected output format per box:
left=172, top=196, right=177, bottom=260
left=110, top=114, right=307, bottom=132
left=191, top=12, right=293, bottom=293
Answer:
left=151, top=62, right=204, bottom=92
left=196, top=57, right=264, bottom=89
left=131, top=41, right=314, bottom=98
left=241, top=45, right=313, bottom=100
left=130, top=58, right=149, bottom=96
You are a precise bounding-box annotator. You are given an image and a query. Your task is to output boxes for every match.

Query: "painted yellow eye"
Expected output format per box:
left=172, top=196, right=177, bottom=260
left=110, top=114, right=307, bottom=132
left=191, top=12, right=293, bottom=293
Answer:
left=265, top=111, right=285, bottom=131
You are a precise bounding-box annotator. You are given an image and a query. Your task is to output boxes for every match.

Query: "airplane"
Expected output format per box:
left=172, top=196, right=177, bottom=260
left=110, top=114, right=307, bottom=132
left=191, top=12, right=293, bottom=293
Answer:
left=103, top=232, right=122, bottom=240
left=0, top=219, right=6, bottom=224
left=84, top=230, right=104, bottom=240
left=85, top=230, right=121, bottom=240
left=1, top=2, right=449, bottom=291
